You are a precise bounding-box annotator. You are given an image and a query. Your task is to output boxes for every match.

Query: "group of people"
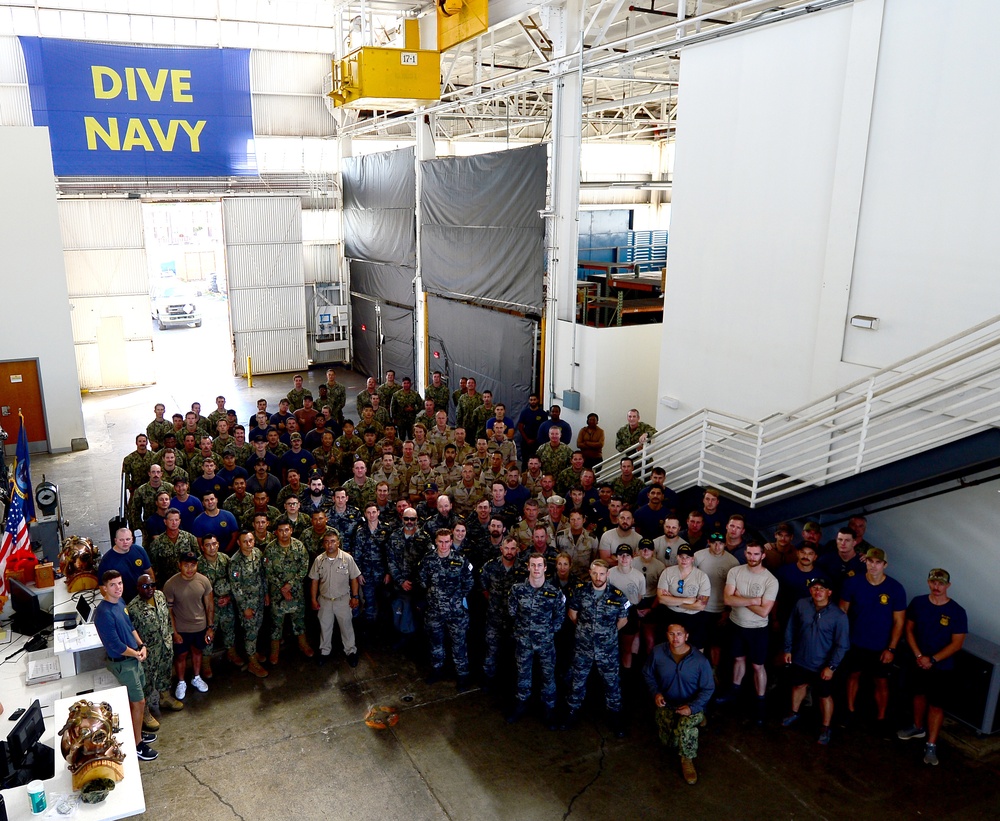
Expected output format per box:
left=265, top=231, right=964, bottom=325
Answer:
left=100, top=370, right=968, bottom=783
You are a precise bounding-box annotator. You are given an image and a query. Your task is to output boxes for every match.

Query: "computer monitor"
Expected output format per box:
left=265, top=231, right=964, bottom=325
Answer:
left=3, top=700, right=53, bottom=788
left=9, top=578, right=52, bottom=636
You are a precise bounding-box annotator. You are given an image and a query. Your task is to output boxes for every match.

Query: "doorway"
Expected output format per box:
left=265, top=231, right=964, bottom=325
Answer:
left=142, top=201, right=234, bottom=391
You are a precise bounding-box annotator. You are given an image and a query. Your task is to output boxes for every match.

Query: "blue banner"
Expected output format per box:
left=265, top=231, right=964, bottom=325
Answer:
left=19, top=37, right=257, bottom=177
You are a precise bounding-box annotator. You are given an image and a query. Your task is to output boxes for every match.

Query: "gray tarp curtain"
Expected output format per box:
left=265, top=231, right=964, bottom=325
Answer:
left=420, top=143, right=546, bottom=313
left=350, top=295, right=415, bottom=395
left=342, top=143, right=545, bottom=396
left=426, top=296, right=536, bottom=414
left=342, top=147, right=416, bottom=380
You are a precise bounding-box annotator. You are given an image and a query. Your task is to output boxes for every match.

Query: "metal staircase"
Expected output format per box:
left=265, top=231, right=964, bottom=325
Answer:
left=598, top=314, right=1000, bottom=508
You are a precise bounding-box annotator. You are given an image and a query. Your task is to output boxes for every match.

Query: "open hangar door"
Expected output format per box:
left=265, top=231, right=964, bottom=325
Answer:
left=59, top=199, right=155, bottom=390
left=222, top=197, right=309, bottom=375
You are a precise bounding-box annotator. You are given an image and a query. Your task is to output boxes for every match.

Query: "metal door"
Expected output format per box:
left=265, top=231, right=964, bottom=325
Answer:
left=222, top=197, right=308, bottom=375
left=59, top=199, right=154, bottom=389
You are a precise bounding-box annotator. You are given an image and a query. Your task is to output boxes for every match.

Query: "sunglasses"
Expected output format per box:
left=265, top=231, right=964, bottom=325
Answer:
left=138, top=582, right=156, bottom=589
left=676, top=579, right=685, bottom=594
left=403, top=516, right=418, bottom=522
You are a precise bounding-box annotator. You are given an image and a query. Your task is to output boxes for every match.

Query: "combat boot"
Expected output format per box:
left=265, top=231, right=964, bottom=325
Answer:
left=608, top=710, right=627, bottom=739
left=247, top=656, right=269, bottom=678
left=226, top=647, right=244, bottom=666
left=160, top=689, right=185, bottom=711
left=680, top=757, right=698, bottom=785
left=142, top=704, right=160, bottom=731
left=506, top=700, right=528, bottom=724
left=269, top=640, right=281, bottom=665
left=201, top=653, right=213, bottom=679
left=297, top=633, right=314, bottom=657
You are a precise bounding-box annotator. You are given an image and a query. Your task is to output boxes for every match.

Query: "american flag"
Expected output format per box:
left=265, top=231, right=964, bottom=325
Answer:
left=1, top=413, right=34, bottom=602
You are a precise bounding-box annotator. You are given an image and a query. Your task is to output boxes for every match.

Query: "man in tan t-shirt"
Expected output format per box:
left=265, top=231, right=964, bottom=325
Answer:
left=163, top=551, right=214, bottom=701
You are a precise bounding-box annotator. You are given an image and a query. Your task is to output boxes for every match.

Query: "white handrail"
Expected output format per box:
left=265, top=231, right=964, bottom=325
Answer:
left=595, top=314, right=1000, bottom=507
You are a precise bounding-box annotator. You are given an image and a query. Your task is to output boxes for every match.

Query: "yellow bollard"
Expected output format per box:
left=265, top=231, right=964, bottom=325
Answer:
left=247, top=356, right=253, bottom=388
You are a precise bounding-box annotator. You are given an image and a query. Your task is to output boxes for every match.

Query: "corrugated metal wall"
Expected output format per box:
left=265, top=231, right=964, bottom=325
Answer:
left=223, top=197, right=309, bottom=375
left=59, top=199, right=155, bottom=389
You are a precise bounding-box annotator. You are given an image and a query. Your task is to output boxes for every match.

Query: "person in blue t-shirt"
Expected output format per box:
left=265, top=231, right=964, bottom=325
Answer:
left=897, top=568, right=968, bottom=766
left=94, top=569, right=158, bottom=761
left=97, top=528, right=153, bottom=603
left=192, top=491, right=239, bottom=553
left=839, top=547, right=907, bottom=727
left=816, top=527, right=866, bottom=597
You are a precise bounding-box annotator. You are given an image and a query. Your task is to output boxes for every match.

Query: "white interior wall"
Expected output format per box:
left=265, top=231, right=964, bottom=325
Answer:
left=841, top=1, right=1000, bottom=368
left=0, top=127, right=86, bottom=452
left=657, top=0, right=1000, bottom=430
left=551, top=320, right=661, bottom=463
left=860, top=479, right=1000, bottom=645
left=656, top=3, right=856, bottom=427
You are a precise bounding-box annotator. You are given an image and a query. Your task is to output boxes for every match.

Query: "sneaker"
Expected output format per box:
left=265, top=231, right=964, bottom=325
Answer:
left=136, top=742, right=158, bottom=761
left=781, top=712, right=800, bottom=728
left=140, top=731, right=157, bottom=744
left=346, top=652, right=359, bottom=668
left=818, top=727, right=832, bottom=746
left=175, top=680, right=187, bottom=701
left=191, top=675, right=209, bottom=693
left=923, top=743, right=939, bottom=766
left=897, top=725, right=926, bottom=741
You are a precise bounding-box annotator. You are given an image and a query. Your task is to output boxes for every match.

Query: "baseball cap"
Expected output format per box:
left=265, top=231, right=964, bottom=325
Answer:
left=290, top=432, right=302, bottom=441
left=251, top=431, right=266, bottom=442
left=676, top=544, right=695, bottom=558
left=179, top=551, right=199, bottom=564
left=615, top=545, right=634, bottom=557
left=423, top=482, right=439, bottom=492
left=864, top=547, right=887, bottom=562
left=807, top=577, right=832, bottom=590
left=928, top=568, right=950, bottom=583
left=637, top=538, right=655, bottom=552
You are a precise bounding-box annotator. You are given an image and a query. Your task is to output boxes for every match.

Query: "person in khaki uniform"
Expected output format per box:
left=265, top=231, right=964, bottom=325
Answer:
left=309, top=531, right=362, bottom=667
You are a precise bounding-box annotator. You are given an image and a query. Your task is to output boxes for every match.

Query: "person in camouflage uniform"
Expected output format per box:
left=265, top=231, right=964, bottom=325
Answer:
left=564, top=559, right=631, bottom=736
left=615, top=408, right=656, bottom=453
left=342, top=459, right=378, bottom=510
left=352, top=502, right=390, bottom=629
left=146, top=403, right=173, bottom=451
left=128, top=573, right=183, bottom=723
left=386, top=509, right=432, bottom=644
left=122, top=434, right=156, bottom=499
left=425, top=370, right=450, bottom=414
left=148, top=509, right=199, bottom=586
left=420, top=529, right=474, bottom=688
left=390, top=377, right=422, bottom=439
left=264, top=521, right=313, bottom=662
left=229, top=530, right=269, bottom=677
left=610, top=457, right=644, bottom=510
left=377, top=370, right=401, bottom=407
left=535, top=427, right=573, bottom=478
left=276, top=496, right=311, bottom=540
left=223, top=476, right=254, bottom=526
left=643, top=622, right=715, bottom=785
left=197, top=534, right=235, bottom=671
left=507, top=554, right=567, bottom=726
left=324, top=368, right=347, bottom=423
left=479, top=536, right=526, bottom=687
left=241, top=491, right=281, bottom=532
left=300, top=509, right=338, bottom=562
left=286, top=374, right=312, bottom=412
left=128, top=464, right=174, bottom=539
left=455, top=377, right=483, bottom=433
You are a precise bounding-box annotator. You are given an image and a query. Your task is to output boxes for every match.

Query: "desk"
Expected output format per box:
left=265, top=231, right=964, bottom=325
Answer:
left=1, top=686, right=145, bottom=820
left=52, top=590, right=105, bottom=678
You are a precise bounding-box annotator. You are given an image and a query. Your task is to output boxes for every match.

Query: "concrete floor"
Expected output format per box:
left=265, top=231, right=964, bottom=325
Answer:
left=24, top=315, right=1000, bottom=820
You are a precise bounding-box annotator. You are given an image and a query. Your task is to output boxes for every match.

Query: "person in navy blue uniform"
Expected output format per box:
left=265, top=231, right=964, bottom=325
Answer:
left=897, top=568, right=967, bottom=766
left=838, top=547, right=907, bottom=728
